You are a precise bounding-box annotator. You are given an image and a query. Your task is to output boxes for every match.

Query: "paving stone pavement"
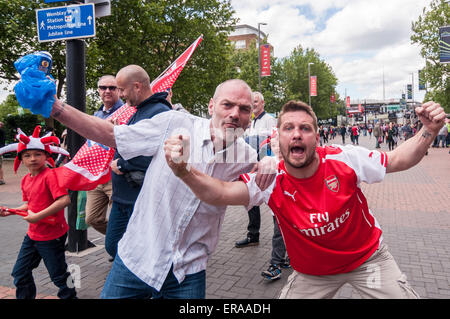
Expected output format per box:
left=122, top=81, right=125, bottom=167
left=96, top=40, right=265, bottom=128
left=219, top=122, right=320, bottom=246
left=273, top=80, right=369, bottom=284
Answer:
left=0, top=133, right=449, bottom=299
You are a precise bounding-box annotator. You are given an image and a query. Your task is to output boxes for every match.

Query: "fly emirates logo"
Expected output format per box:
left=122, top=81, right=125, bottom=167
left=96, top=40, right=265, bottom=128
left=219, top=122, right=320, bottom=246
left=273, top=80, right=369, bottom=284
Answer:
left=293, top=210, right=350, bottom=237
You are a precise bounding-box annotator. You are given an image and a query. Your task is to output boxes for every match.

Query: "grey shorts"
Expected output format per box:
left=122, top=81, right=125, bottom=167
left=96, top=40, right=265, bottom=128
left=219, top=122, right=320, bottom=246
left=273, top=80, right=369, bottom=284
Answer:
left=279, top=242, right=419, bottom=299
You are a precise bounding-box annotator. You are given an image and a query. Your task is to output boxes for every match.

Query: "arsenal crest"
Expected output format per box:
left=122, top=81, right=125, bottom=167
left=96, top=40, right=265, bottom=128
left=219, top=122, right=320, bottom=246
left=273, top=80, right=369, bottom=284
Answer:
left=325, top=175, right=339, bottom=192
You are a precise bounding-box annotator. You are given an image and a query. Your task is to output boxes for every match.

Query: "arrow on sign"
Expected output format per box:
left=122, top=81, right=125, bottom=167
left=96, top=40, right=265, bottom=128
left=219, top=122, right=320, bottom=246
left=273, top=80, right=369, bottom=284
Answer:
left=87, top=15, right=92, bottom=25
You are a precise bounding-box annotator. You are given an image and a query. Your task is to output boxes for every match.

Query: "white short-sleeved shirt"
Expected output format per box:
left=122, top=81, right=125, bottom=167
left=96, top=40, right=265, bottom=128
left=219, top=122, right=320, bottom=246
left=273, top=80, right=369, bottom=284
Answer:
left=240, top=144, right=387, bottom=275
left=247, top=112, right=277, bottom=137
left=114, top=110, right=257, bottom=290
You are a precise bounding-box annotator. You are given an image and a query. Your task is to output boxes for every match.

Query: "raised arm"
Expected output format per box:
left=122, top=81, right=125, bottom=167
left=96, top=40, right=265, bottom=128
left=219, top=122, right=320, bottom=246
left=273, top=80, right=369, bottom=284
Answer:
left=163, top=134, right=249, bottom=206
left=179, top=167, right=249, bottom=206
left=386, top=101, right=446, bottom=173
left=51, top=97, right=116, bottom=148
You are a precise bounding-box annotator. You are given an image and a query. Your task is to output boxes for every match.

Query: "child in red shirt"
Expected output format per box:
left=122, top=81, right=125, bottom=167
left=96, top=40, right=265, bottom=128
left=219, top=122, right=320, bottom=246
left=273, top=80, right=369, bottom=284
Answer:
left=0, top=147, right=76, bottom=299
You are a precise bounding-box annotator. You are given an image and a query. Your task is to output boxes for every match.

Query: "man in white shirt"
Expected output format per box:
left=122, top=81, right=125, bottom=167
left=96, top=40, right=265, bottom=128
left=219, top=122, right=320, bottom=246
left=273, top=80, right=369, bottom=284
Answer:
left=46, top=75, right=269, bottom=298
left=236, top=91, right=277, bottom=248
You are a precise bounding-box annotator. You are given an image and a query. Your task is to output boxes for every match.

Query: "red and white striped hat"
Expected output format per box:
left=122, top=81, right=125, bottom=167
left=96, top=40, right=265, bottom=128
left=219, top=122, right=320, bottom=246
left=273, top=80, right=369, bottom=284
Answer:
left=0, top=125, right=69, bottom=173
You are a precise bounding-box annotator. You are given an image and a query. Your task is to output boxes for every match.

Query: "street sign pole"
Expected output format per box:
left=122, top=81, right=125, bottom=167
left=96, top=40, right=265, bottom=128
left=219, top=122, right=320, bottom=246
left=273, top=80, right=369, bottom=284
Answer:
left=36, top=2, right=95, bottom=253
left=37, top=1, right=109, bottom=253
left=65, top=39, right=94, bottom=253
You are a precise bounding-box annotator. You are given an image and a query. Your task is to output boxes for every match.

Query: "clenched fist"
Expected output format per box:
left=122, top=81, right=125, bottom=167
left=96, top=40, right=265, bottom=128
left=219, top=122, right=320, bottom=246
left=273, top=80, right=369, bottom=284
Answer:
left=164, top=134, right=191, bottom=178
left=415, top=101, right=446, bottom=134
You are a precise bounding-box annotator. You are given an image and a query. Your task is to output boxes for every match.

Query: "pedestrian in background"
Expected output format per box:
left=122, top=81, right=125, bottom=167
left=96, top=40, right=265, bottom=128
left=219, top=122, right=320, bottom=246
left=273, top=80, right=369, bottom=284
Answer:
left=386, top=122, right=395, bottom=151
left=236, top=91, right=277, bottom=248
left=85, top=75, right=123, bottom=237
left=437, top=121, right=448, bottom=148
left=352, top=124, right=359, bottom=145
left=373, top=122, right=381, bottom=148
left=340, top=124, right=346, bottom=144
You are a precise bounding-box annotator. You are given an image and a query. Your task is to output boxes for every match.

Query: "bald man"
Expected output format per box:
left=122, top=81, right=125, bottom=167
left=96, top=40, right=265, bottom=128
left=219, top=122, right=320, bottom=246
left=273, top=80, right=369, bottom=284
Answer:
left=53, top=65, right=173, bottom=259
left=47, top=77, right=270, bottom=298
left=105, top=65, right=173, bottom=260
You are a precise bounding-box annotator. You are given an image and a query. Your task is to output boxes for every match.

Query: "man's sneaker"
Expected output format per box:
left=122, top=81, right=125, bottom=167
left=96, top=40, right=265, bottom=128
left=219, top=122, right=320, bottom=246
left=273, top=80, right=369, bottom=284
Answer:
left=235, top=237, right=259, bottom=248
left=261, top=264, right=282, bottom=280
left=0, top=180, right=5, bottom=185
left=280, top=256, right=291, bottom=269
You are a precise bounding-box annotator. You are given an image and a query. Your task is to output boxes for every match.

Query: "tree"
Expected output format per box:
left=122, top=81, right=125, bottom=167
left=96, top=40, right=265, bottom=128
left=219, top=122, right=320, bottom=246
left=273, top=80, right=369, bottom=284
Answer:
left=227, top=40, right=286, bottom=114
left=0, top=0, right=238, bottom=116
left=0, top=94, right=22, bottom=120
left=0, top=94, right=66, bottom=142
left=281, top=46, right=339, bottom=119
left=411, top=0, right=450, bottom=112
left=0, top=1, right=68, bottom=98
left=227, top=41, right=339, bottom=118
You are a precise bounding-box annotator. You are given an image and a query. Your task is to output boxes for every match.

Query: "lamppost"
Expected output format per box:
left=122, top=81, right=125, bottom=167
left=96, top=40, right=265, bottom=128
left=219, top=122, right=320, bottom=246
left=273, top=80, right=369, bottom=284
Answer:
left=258, top=22, right=267, bottom=92
left=308, top=62, right=314, bottom=107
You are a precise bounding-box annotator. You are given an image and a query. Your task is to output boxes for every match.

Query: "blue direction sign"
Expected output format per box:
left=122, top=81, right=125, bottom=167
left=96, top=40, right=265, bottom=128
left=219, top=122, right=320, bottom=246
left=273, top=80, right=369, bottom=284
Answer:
left=36, top=4, right=96, bottom=42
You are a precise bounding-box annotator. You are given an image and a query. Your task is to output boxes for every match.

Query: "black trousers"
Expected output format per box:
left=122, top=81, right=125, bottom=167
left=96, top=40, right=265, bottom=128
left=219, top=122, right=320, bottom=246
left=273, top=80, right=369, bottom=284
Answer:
left=246, top=206, right=260, bottom=240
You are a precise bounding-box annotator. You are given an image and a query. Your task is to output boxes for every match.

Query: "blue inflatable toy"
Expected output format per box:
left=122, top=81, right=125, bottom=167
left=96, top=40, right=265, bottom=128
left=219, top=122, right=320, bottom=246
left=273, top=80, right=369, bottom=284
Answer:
left=14, top=51, right=56, bottom=118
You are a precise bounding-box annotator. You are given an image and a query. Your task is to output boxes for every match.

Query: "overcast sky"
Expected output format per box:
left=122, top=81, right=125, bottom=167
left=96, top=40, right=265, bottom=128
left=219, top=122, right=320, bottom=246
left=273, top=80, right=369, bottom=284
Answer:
left=1, top=0, right=431, bottom=104
left=231, top=0, right=430, bottom=103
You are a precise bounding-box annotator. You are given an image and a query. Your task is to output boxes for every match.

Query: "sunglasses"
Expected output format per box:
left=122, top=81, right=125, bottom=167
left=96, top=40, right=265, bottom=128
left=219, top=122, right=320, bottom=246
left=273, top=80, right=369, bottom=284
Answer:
left=98, top=86, right=117, bottom=91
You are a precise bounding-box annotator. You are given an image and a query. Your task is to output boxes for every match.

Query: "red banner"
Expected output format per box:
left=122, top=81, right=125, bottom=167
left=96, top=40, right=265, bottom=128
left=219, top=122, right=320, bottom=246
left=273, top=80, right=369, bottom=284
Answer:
left=346, top=96, right=351, bottom=108
left=260, top=44, right=271, bottom=77
left=330, top=95, right=335, bottom=103
left=310, top=76, right=317, bottom=96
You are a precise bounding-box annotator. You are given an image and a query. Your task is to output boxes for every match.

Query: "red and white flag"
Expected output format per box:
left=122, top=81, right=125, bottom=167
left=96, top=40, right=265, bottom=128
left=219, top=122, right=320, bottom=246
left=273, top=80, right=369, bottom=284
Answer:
left=54, top=36, right=203, bottom=191
left=54, top=104, right=137, bottom=191
left=151, top=35, right=203, bottom=92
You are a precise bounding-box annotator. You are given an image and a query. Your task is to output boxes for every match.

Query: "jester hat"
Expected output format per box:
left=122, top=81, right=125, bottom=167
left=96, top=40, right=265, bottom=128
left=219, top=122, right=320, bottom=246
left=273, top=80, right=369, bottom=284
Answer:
left=0, top=125, right=69, bottom=173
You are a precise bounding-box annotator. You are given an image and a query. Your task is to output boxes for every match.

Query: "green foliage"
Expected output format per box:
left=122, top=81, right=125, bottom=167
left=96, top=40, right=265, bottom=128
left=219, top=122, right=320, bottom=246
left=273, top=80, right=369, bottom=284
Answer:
left=0, top=94, right=23, bottom=120
left=0, top=0, right=69, bottom=97
left=3, top=113, right=40, bottom=144
left=227, top=40, right=285, bottom=114
left=85, top=0, right=238, bottom=114
left=411, top=0, right=450, bottom=112
left=0, top=94, right=66, bottom=143
left=281, top=46, right=338, bottom=119
left=228, top=41, right=339, bottom=118
left=0, top=0, right=238, bottom=115
left=0, top=0, right=343, bottom=119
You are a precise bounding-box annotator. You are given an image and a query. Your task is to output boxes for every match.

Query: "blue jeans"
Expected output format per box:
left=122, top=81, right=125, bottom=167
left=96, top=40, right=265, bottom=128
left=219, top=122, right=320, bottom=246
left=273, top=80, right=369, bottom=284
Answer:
left=105, top=201, right=134, bottom=258
left=101, top=255, right=206, bottom=299
left=437, top=135, right=446, bottom=147
left=11, top=233, right=76, bottom=299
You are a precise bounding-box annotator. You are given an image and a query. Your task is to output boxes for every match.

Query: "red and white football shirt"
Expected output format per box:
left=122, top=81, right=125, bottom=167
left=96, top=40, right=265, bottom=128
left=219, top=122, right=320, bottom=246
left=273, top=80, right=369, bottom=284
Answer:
left=240, top=144, right=388, bottom=275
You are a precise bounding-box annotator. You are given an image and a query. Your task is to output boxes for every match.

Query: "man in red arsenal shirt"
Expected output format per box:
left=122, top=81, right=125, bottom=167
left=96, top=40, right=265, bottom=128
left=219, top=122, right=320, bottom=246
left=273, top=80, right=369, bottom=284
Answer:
left=164, top=100, right=446, bottom=299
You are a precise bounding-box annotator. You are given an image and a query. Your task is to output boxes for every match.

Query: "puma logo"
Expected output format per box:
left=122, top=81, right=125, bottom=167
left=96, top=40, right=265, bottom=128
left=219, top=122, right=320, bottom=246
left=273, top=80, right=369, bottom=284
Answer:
left=283, top=190, right=297, bottom=202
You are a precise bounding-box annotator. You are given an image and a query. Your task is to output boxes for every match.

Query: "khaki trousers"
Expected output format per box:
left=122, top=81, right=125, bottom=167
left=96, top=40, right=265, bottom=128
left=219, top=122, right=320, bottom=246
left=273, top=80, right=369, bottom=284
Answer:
left=279, top=242, right=419, bottom=299
left=85, top=180, right=112, bottom=234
